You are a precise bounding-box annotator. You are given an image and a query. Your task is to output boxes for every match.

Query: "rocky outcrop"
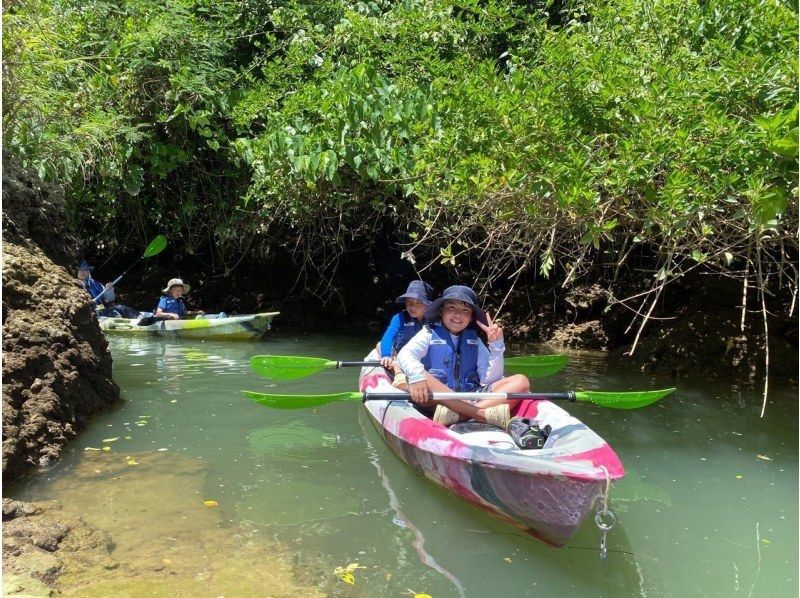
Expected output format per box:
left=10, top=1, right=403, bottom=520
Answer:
left=2, top=156, right=120, bottom=481
left=2, top=498, right=115, bottom=595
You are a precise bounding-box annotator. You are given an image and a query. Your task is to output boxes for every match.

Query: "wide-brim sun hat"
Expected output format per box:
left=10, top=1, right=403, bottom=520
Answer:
left=162, top=278, right=190, bottom=294
left=425, top=284, right=487, bottom=326
left=395, top=279, right=434, bottom=305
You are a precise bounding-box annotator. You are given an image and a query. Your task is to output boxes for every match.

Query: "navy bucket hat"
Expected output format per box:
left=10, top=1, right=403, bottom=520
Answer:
left=77, top=260, right=94, bottom=271
left=395, top=280, right=434, bottom=305
left=425, top=285, right=487, bottom=326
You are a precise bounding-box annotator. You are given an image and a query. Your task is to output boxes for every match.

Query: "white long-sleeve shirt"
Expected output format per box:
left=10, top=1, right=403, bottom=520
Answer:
left=397, top=327, right=505, bottom=386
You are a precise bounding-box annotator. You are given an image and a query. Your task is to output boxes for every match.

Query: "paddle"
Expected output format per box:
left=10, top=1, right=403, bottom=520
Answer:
left=249, top=354, right=569, bottom=380
left=92, top=235, right=168, bottom=304
left=241, top=388, right=676, bottom=410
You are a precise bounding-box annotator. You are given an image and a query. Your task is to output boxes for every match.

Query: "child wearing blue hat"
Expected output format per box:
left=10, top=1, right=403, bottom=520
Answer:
left=77, top=261, right=115, bottom=307
left=76, top=261, right=141, bottom=318
left=377, top=280, right=434, bottom=388
left=396, top=284, right=529, bottom=428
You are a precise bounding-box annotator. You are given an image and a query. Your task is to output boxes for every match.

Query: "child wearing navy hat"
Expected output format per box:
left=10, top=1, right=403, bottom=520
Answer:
left=76, top=261, right=116, bottom=310
left=396, top=284, right=530, bottom=428
left=377, top=281, right=434, bottom=387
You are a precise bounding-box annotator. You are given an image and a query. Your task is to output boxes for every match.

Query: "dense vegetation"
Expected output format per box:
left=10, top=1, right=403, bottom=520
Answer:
left=4, top=0, right=797, bottom=315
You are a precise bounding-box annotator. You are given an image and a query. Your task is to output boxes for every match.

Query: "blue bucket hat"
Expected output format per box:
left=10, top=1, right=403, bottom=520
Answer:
left=395, top=280, right=434, bottom=305
left=425, top=285, right=487, bottom=326
left=77, top=260, right=94, bottom=271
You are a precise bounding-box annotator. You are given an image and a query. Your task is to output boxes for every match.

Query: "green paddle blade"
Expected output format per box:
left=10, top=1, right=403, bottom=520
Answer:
left=250, top=355, right=337, bottom=380
left=575, top=388, right=675, bottom=409
left=505, top=355, right=569, bottom=377
left=242, top=390, right=361, bottom=409
left=143, top=235, right=168, bottom=258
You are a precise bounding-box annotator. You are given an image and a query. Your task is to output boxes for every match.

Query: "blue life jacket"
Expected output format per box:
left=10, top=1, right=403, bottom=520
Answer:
left=393, top=311, right=426, bottom=354
left=427, top=323, right=482, bottom=392
left=155, top=294, right=186, bottom=316
left=84, top=278, right=113, bottom=305
left=84, top=279, right=104, bottom=300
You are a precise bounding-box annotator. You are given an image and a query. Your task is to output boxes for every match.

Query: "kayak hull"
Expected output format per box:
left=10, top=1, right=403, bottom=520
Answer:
left=358, top=354, right=625, bottom=547
left=98, top=312, right=279, bottom=340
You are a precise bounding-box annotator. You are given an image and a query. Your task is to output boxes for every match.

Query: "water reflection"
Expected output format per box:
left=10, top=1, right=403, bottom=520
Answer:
left=4, top=334, right=796, bottom=596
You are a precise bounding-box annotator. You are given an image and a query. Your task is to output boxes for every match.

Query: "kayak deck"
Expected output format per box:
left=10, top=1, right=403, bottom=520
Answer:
left=99, top=312, right=279, bottom=340
left=358, top=352, right=624, bottom=547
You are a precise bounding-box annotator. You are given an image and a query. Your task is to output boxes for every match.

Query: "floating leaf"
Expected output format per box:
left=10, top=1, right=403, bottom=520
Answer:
left=503, top=557, right=512, bottom=563
left=102, top=437, right=119, bottom=443
left=203, top=500, right=219, bottom=507
left=102, top=446, right=112, bottom=452
left=125, top=456, right=138, bottom=465
left=334, top=563, right=364, bottom=585
left=756, top=454, right=772, bottom=461
left=84, top=447, right=102, bottom=451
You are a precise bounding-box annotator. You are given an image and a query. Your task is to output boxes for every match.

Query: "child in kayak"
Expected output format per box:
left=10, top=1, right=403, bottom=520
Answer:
left=154, top=278, right=204, bottom=320
left=396, top=284, right=529, bottom=428
left=378, top=280, right=434, bottom=387
left=77, top=261, right=139, bottom=318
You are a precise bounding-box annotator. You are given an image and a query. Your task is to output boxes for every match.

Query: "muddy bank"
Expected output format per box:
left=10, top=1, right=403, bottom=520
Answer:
left=3, top=451, right=327, bottom=596
left=2, top=157, right=120, bottom=482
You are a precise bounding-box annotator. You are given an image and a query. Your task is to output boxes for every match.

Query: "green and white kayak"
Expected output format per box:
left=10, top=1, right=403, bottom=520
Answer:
left=99, top=312, right=279, bottom=341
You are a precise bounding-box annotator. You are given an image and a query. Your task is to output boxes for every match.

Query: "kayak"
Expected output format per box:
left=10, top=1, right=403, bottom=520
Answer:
left=98, top=312, right=280, bottom=341
left=358, top=349, right=625, bottom=547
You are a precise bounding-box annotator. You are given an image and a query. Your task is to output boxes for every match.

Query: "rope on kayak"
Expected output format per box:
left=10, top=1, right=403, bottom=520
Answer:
left=594, top=465, right=617, bottom=561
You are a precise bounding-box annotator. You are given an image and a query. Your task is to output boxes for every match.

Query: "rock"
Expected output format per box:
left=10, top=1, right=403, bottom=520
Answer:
left=3, top=498, right=42, bottom=521
left=548, top=320, right=609, bottom=350
left=1, top=499, right=117, bottom=594
left=2, top=572, right=56, bottom=597
left=2, top=155, right=120, bottom=482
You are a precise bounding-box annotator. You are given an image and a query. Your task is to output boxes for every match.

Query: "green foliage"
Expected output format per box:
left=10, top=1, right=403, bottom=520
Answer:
left=4, top=0, right=243, bottom=253
left=4, top=0, right=797, bottom=290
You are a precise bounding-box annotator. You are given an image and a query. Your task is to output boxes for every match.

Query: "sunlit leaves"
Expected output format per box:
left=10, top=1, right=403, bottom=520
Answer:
left=4, top=0, right=796, bottom=279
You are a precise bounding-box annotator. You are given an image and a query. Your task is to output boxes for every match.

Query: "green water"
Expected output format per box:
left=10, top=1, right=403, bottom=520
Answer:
left=8, top=333, right=798, bottom=596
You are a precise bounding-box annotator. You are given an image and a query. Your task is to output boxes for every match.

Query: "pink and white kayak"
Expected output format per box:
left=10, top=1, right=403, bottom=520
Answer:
left=359, top=351, right=625, bottom=547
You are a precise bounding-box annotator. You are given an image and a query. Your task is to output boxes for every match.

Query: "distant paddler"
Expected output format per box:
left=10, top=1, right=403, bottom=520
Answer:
left=77, top=261, right=140, bottom=318
left=77, top=261, right=117, bottom=316
left=154, top=278, right=205, bottom=320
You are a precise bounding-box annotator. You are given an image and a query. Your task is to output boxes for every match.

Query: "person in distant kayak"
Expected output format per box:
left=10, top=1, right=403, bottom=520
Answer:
left=154, top=278, right=204, bottom=320
left=377, top=280, right=434, bottom=387
left=397, top=284, right=529, bottom=429
left=77, top=260, right=119, bottom=316
left=77, top=261, right=141, bottom=318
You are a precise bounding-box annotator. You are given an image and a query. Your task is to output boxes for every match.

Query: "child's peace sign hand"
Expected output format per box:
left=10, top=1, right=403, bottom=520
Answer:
left=476, top=312, right=503, bottom=342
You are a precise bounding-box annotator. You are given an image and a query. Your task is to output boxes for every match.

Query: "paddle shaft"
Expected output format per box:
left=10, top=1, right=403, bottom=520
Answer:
left=91, top=258, right=144, bottom=304
left=91, top=236, right=167, bottom=304
left=363, top=391, right=576, bottom=402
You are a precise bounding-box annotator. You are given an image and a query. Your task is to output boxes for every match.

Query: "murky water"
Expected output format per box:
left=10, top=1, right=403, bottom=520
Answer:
left=7, top=333, right=798, bottom=596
